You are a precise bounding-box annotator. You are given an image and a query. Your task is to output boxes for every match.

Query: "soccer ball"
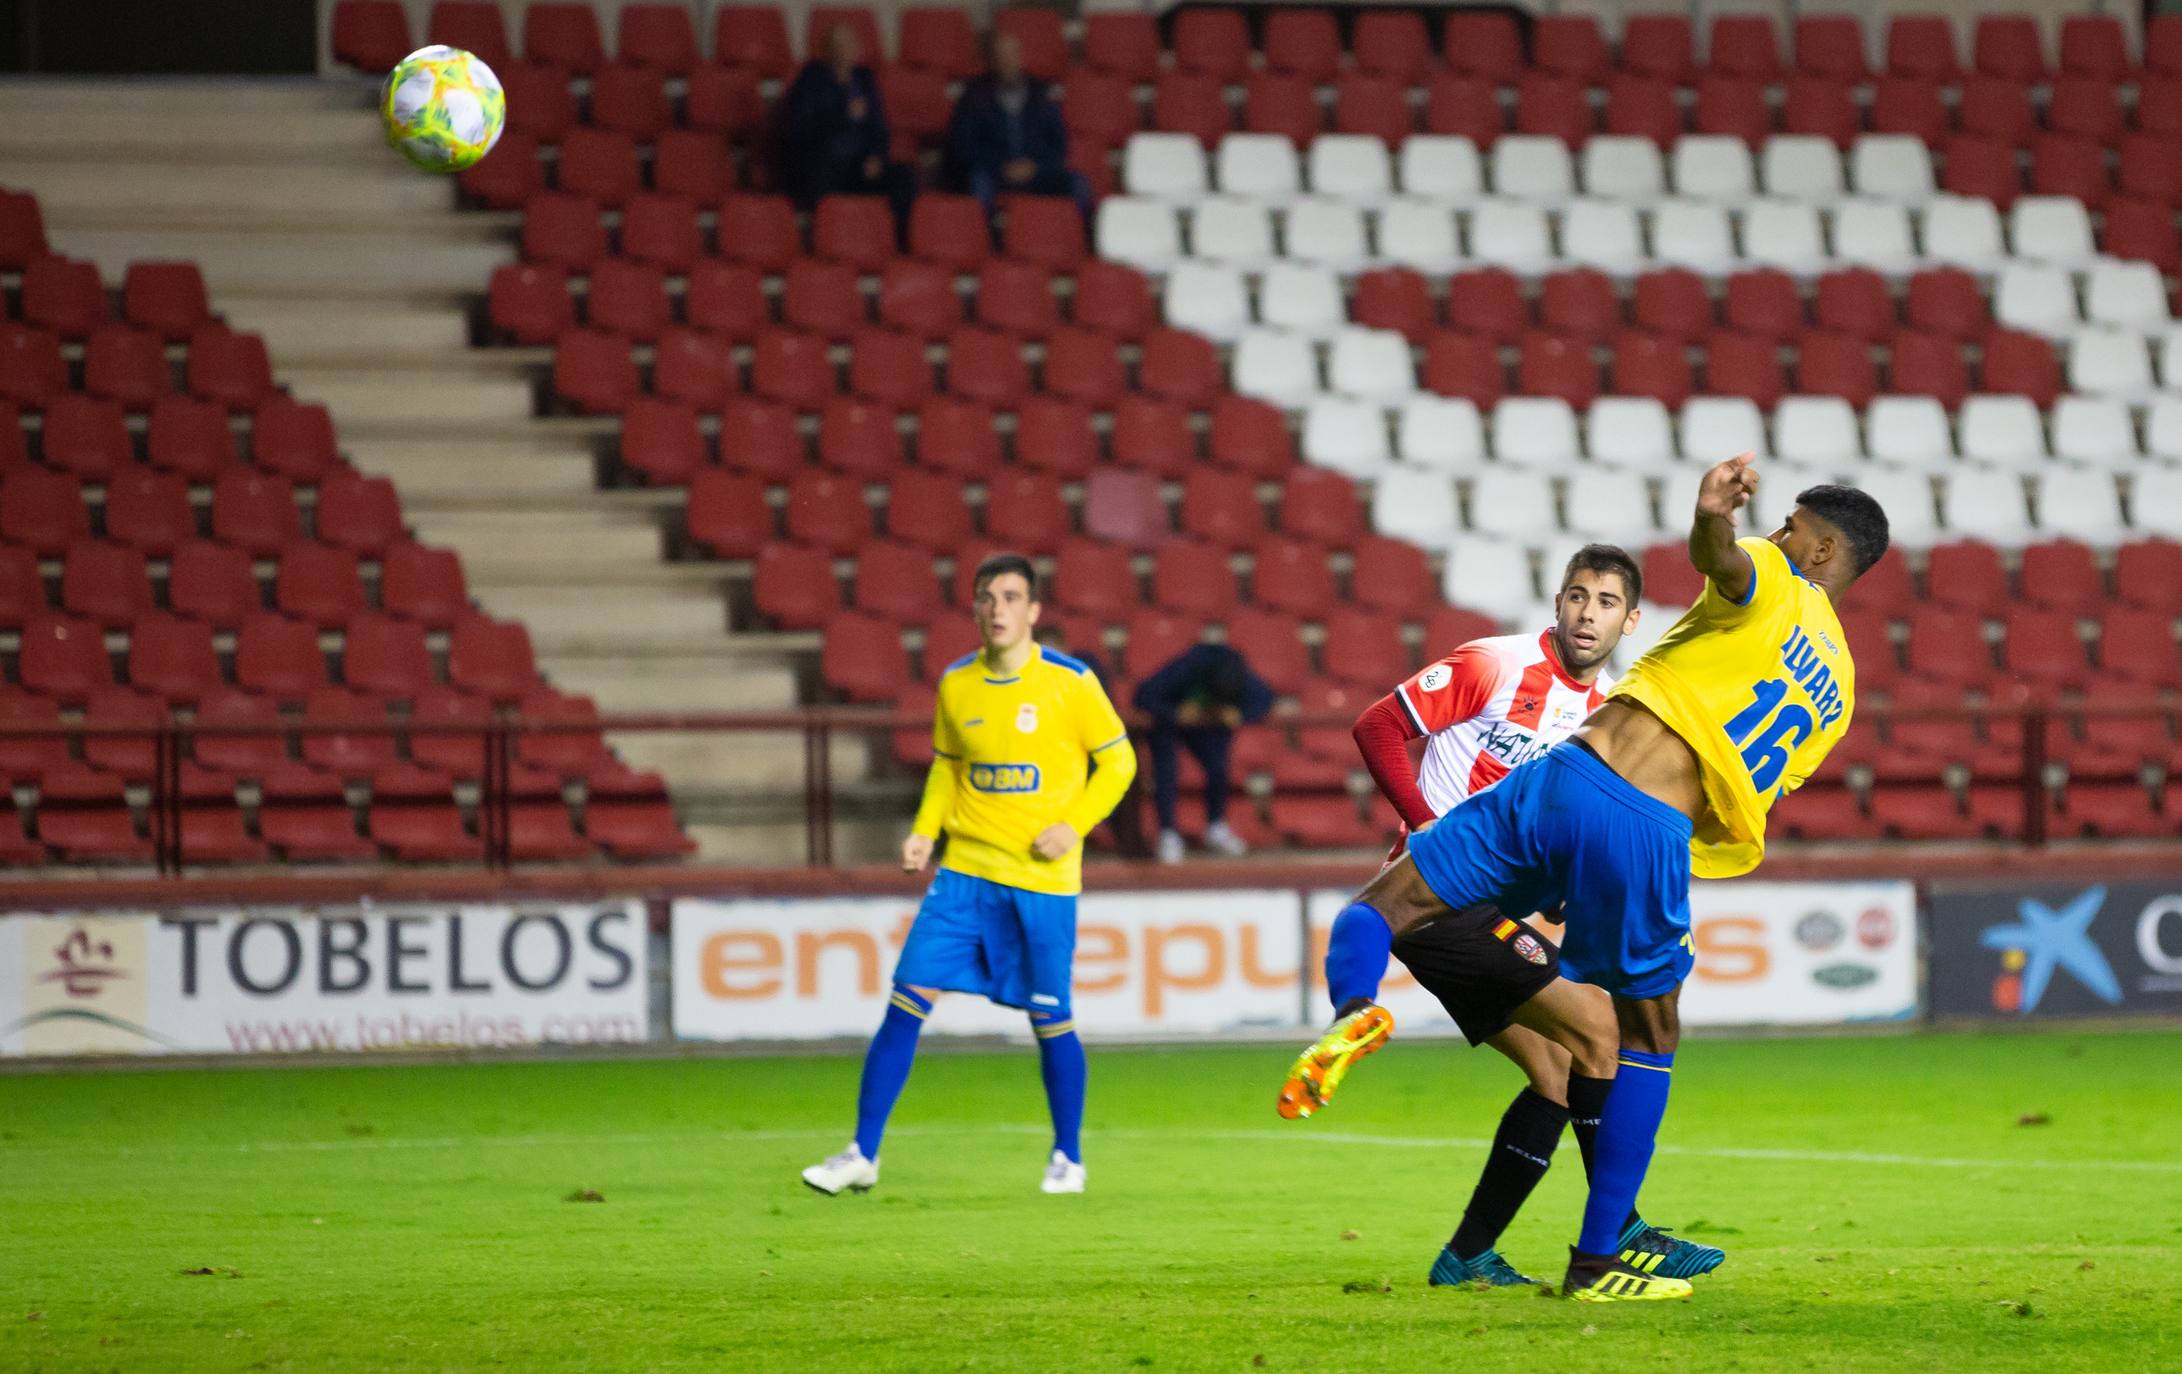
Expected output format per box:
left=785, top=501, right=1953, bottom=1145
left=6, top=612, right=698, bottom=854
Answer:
left=380, top=45, right=506, bottom=173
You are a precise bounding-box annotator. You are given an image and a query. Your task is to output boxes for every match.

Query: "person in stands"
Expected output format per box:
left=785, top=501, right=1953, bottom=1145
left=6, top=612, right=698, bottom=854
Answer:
left=943, top=31, right=1091, bottom=222
left=1132, top=643, right=1274, bottom=863
left=779, top=23, right=917, bottom=231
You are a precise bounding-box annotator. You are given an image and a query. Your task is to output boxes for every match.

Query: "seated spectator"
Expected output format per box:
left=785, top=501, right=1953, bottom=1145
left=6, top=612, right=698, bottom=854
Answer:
left=1132, top=643, right=1274, bottom=864
left=944, top=31, right=1091, bottom=222
left=779, top=23, right=916, bottom=228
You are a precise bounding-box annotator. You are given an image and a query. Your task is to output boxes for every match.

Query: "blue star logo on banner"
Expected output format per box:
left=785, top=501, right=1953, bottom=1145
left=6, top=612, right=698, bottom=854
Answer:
left=1979, top=886, right=2123, bottom=1013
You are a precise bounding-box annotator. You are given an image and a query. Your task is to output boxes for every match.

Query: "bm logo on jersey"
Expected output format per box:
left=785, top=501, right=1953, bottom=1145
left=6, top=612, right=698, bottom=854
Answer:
left=970, top=762, right=1041, bottom=793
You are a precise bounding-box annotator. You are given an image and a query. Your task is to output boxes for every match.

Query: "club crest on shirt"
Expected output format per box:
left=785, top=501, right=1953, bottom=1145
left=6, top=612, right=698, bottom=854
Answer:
left=1016, top=703, right=1039, bottom=733
left=1419, top=663, right=1451, bottom=692
left=1512, top=932, right=1548, bottom=966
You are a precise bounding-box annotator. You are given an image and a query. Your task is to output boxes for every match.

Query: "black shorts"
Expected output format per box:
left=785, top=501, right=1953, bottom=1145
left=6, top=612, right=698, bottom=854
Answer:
left=1390, top=904, right=1562, bottom=1047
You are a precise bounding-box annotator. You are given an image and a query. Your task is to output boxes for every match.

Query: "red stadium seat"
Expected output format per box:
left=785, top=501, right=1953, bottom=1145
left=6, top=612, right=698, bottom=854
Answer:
left=0, top=543, right=46, bottom=628
left=1887, top=15, right=1960, bottom=81
left=1322, top=607, right=1411, bottom=688
left=315, top=473, right=404, bottom=557
left=1178, top=468, right=1264, bottom=551
left=552, top=328, right=638, bottom=414
left=1010, top=395, right=1097, bottom=478
left=2115, top=542, right=2182, bottom=614
left=0, top=323, right=68, bottom=408
left=208, top=471, right=301, bottom=556
left=1109, top=395, right=1195, bottom=478
left=403, top=685, right=490, bottom=777
left=489, top=262, right=575, bottom=345
left=2060, top=15, right=2130, bottom=80
left=881, top=65, right=952, bottom=157
left=617, top=4, right=698, bottom=73
left=848, top=328, right=935, bottom=408
left=2018, top=541, right=2106, bottom=618
left=1205, top=394, right=1294, bottom=478
left=1693, top=76, right=1773, bottom=145
left=23, top=255, right=109, bottom=339
left=649, top=133, right=731, bottom=204
left=995, top=8, right=1068, bottom=82
left=2102, top=199, right=2182, bottom=273
left=128, top=609, right=223, bottom=703
left=1529, top=15, right=1604, bottom=82
left=499, top=60, right=576, bottom=141
left=1631, top=269, right=1714, bottom=341
left=1941, top=136, right=2021, bottom=207
left=586, top=793, right=696, bottom=858
left=1516, top=331, right=1599, bottom=410
left=1870, top=78, right=1949, bottom=145
left=1062, top=70, right=1139, bottom=151
left=192, top=686, right=289, bottom=776
left=1610, top=332, right=1694, bottom=410
left=84, top=324, right=173, bottom=409
left=2119, top=134, right=2182, bottom=207
left=883, top=468, right=974, bottom=551
left=18, top=611, right=115, bottom=704
left=821, top=610, right=909, bottom=702
left=1053, top=538, right=1139, bottom=620
left=1152, top=72, right=1231, bottom=147
left=1420, top=331, right=1506, bottom=410
left=752, top=540, right=842, bottom=629
left=1515, top=75, right=1595, bottom=148
left=1001, top=195, right=1086, bottom=271
left=686, top=261, right=772, bottom=341
left=458, top=137, right=546, bottom=213
left=1980, top=329, right=2062, bottom=407
left=851, top=539, right=943, bottom=622
left=1351, top=268, right=1437, bottom=344
left=941, top=327, right=1028, bottom=407
left=1251, top=539, right=1336, bottom=618
left=814, top=196, right=898, bottom=272
left=1258, top=8, right=1335, bottom=80
left=521, top=193, right=606, bottom=271
left=685, top=470, right=773, bottom=558
left=447, top=611, right=537, bottom=702
left=2099, top=607, right=2182, bottom=686
left=1069, top=260, right=1153, bottom=341
left=427, top=2, right=510, bottom=71
left=245, top=395, right=340, bottom=484
left=1796, top=331, right=1878, bottom=408
left=1334, top=74, right=1415, bottom=147
left=1244, top=72, right=1322, bottom=146
left=1081, top=468, right=1169, bottom=549
left=1442, top=10, right=1521, bottom=83
left=1351, top=10, right=1428, bottom=81
left=1539, top=270, right=1619, bottom=343
left=339, top=611, right=434, bottom=700
left=2048, top=79, right=2123, bottom=144
left=379, top=541, right=469, bottom=629
left=1886, top=331, right=1968, bottom=409
left=186, top=326, right=273, bottom=412
left=523, top=2, right=602, bottom=72
left=1350, top=537, right=1437, bottom=617
left=650, top=328, right=737, bottom=411
left=1039, top=327, right=1124, bottom=408
left=1712, top=16, right=1783, bottom=81
left=1924, top=540, right=2010, bottom=618
left=972, top=258, right=1055, bottom=338
left=1782, top=77, right=1862, bottom=149
left=610, top=395, right=703, bottom=488
left=301, top=686, right=398, bottom=775
left=817, top=397, right=902, bottom=477
left=619, top=194, right=702, bottom=273
left=907, top=193, right=991, bottom=274
left=1149, top=541, right=1237, bottom=618
left=714, top=6, right=794, bottom=77
left=983, top=471, right=1072, bottom=552
left=1083, top=12, right=1159, bottom=80
left=102, top=464, right=192, bottom=555
left=1974, top=15, right=2047, bottom=82
left=741, top=329, right=827, bottom=410
left=682, top=67, right=764, bottom=143
left=1641, top=544, right=1704, bottom=607
left=0, top=189, right=46, bottom=271
left=273, top=544, right=364, bottom=629
left=166, top=539, right=259, bottom=627
left=2030, top=133, right=2110, bottom=207
left=1604, top=76, right=1683, bottom=148
left=1623, top=14, right=1696, bottom=83
left=504, top=802, right=593, bottom=861
left=370, top=787, right=484, bottom=862
left=231, top=611, right=325, bottom=701
left=782, top=258, right=867, bottom=341
left=60, top=540, right=149, bottom=628
left=901, top=6, right=980, bottom=78
left=588, top=63, right=668, bottom=140
left=1904, top=268, right=1991, bottom=341
left=1704, top=331, right=1787, bottom=410
left=1423, top=75, right=1503, bottom=145
left=555, top=128, right=641, bottom=209
left=1278, top=468, right=1365, bottom=547
left=36, top=762, right=152, bottom=862
left=79, top=684, right=164, bottom=779
left=1226, top=606, right=1311, bottom=695
left=1136, top=327, right=1222, bottom=409
left=332, top=0, right=412, bottom=72
left=514, top=685, right=612, bottom=775
left=1905, top=607, right=1997, bottom=689
left=778, top=470, right=873, bottom=554
left=1447, top=269, right=1529, bottom=345
left=40, top=394, right=131, bottom=481
left=914, top=395, right=1003, bottom=478
left=1957, top=76, right=2033, bottom=145
left=1172, top=7, right=1249, bottom=80
left=585, top=257, right=671, bottom=342
left=2003, top=608, right=2091, bottom=691
left=1, top=466, right=88, bottom=554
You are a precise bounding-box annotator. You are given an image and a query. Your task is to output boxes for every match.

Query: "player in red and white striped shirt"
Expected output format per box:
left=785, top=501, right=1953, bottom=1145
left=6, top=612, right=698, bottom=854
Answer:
left=1343, top=544, right=1670, bottom=1287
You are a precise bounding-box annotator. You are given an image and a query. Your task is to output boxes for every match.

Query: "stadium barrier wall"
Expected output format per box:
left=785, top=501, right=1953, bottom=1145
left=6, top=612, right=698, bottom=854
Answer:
left=1927, top=879, right=2182, bottom=1022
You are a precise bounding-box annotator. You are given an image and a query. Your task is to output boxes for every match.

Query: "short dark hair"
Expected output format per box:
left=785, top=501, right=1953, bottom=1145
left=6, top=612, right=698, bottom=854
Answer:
left=971, top=551, right=1038, bottom=601
left=1559, top=543, right=1642, bottom=605
left=1795, top=485, right=1891, bottom=577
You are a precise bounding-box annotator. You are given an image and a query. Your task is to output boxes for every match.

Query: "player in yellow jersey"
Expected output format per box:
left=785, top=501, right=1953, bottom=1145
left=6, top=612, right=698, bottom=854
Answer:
left=1297, top=455, right=1889, bottom=1301
left=802, top=553, right=1136, bottom=1198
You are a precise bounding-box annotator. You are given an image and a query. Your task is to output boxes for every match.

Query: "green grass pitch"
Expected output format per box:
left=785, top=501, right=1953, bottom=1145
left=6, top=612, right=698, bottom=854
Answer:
left=4, top=1029, right=2180, bottom=1373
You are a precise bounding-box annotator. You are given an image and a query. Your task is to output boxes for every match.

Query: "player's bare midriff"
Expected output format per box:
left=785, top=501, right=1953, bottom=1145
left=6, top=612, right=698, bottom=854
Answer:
left=1569, top=698, right=1707, bottom=822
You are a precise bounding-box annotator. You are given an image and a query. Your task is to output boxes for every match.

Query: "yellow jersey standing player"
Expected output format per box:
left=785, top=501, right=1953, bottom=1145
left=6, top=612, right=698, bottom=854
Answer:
left=1292, top=455, right=1889, bottom=1301
left=802, top=553, right=1136, bottom=1197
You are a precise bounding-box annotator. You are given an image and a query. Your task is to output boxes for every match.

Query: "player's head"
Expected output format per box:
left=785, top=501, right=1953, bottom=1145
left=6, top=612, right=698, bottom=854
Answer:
left=1552, top=544, right=1641, bottom=675
left=1773, top=485, right=1891, bottom=591
left=971, top=552, right=1040, bottom=652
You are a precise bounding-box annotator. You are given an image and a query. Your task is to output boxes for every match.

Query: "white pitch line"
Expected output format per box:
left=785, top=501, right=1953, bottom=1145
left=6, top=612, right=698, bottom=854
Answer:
left=3, top=1122, right=2178, bottom=1174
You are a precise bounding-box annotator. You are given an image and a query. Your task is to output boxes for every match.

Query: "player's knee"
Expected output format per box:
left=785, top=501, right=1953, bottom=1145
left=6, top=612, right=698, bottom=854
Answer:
left=1563, top=1003, right=1620, bottom=1078
left=1359, top=859, right=1440, bottom=937
left=1029, top=1006, right=1077, bottom=1040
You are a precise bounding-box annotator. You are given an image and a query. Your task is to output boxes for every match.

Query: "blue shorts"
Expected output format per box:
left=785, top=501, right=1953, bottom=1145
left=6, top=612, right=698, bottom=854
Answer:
left=893, top=868, right=1077, bottom=1017
left=1406, top=742, right=1694, bottom=1000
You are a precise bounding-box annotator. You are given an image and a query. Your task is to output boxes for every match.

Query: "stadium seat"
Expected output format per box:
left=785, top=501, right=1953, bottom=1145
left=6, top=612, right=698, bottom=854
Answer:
left=884, top=469, right=975, bottom=551
left=1442, top=10, right=1521, bottom=83
left=1207, top=394, right=1297, bottom=477
left=1367, top=468, right=1460, bottom=552
left=2100, top=606, right=2182, bottom=684
left=1561, top=201, right=1644, bottom=274
left=331, top=0, right=411, bottom=71
left=1002, top=396, right=1090, bottom=478
left=0, top=322, right=68, bottom=408
left=712, top=4, right=792, bottom=76
left=752, top=541, right=841, bottom=631
left=0, top=542, right=46, bottom=628
left=1147, top=541, right=1236, bottom=620
left=101, top=465, right=193, bottom=555
left=58, top=539, right=148, bottom=629
left=35, top=762, right=152, bottom=862
left=163, top=539, right=256, bottom=628
left=206, top=471, right=300, bottom=556
left=2084, top=261, right=2170, bottom=333
left=39, top=394, right=129, bottom=482
left=1300, top=397, right=1390, bottom=478
left=1179, top=468, right=1266, bottom=550
left=1869, top=78, right=1948, bottom=145
left=1832, top=200, right=1917, bottom=275
left=1226, top=607, right=1311, bottom=695
left=489, top=262, right=575, bottom=345
left=1649, top=202, right=1736, bottom=275
left=83, top=324, right=172, bottom=409
left=2038, top=473, right=2128, bottom=545
left=1704, top=332, right=1786, bottom=410
left=1867, top=396, right=1953, bottom=468
left=585, top=258, right=671, bottom=343
left=272, top=543, right=364, bottom=630
left=1079, top=468, right=1168, bottom=549
left=1251, top=538, right=1337, bottom=618
left=1942, top=468, right=2036, bottom=547
left=22, top=255, right=107, bottom=339
left=1693, top=78, right=1773, bottom=147
left=1980, top=330, right=2062, bottom=407
left=1797, top=332, right=1879, bottom=409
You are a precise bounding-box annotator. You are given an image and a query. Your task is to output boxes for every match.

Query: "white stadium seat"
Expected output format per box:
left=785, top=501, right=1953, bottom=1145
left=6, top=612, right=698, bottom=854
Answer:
left=1560, top=200, right=1645, bottom=274
left=1650, top=201, right=1737, bottom=274
left=1123, top=132, right=1208, bottom=200
left=1398, top=135, right=1483, bottom=201
left=1256, top=261, right=1345, bottom=339
left=1865, top=395, right=1955, bottom=469
left=1993, top=263, right=2081, bottom=337
left=2148, top=396, right=2182, bottom=462
left=1679, top=396, right=1768, bottom=461
left=1216, top=133, right=1300, bottom=201
left=2156, top=332, right=2182, bottom=389
left=1095, top=196, right=1182, bottom=272
left=1671, top=135, right=1756, bottom=201
left=1857, top=468, right=1941, bottom=546
left=2050, top=396, right=2140, bottom=467
left=1190, top=197, right=1277, bottom=268
left=1443, top=536, right=1540, bottom=618
left=1940, top=468, right=2035, bottom=546
left=1370, top=467, right=1462, bottom=549
left=2007, top=196, right=2098, bottom=268
left=1585, top=396, right=1674, bottom=467
left=1831, top=200, right=1917, bottom=274
left=1773, top=396, right=1863, bottom=466
left=1395, top=394, right=1486, bottom=468
left=2067, top=328, right=2157, bottom=398
left=2035, top=473, right=2127, bottom=542
left=1465, top=468, right=1561, bottom=539
left=1491, top=134, right=1577, bottom=202
left=1918, top=197, right=2007, bottom=272
left=1161, top=260, right=1251, bottom=341
left=1761, top=135, right=1845, bottom=201
left=1741, top=201, right=1827, bottom=275
left=1307, top=134, right=1393, bottom=204
left=2134, top=467, right=2182, bottom=538
left=1283, top=198, right=1370, bottom=271
left=1957, top=394, right=2050, bottom=470
left=1610, top=601, right=1678, bottom=674
left=1491, top=397, right=1581, bottom=469
left=2084, top=260, right=2172, bottom=333
left=1301, top=396, right=1392, bottom=477
left=1468, top=202, right=1555, bottom=273
left=1376, top=198, right=1461, bottom=272
left=1579, top=135, right=1666, bottom=201
left=1563, top=468, right=1659, bottom=541
left=1848, top=134, right=1935, bottom=202
left=1230, top=328, right=1318, bottom=402
left=1327, top=325, right=1415, bottom=402
left=1755, top=462, right=1837, bottom=516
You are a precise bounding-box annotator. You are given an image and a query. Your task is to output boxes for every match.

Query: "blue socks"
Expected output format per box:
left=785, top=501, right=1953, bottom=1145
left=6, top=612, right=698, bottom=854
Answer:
left=1034, top=1012, right=1086, bottom=1164
left=1575, top=1048, right=1674, bottom=1254
left=853, top=985, right=931, bottom=1160
left=1325, top=902, right=1394, bottom=1010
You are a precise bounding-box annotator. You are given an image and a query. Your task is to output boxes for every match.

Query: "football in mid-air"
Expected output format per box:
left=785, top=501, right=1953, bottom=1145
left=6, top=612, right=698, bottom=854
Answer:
left=380, top=45, right=506, bottom=173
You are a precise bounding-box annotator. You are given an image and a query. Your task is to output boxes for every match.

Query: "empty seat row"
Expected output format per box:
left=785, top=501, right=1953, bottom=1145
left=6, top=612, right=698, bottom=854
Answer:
left=1643, top=539, right=2182, bottom=620
left=0, top=393, right=345, bottom=483
left=8, top=258, right=214, bottom=341
left=0, top=322, right=276, bottom=413
left=0, top=465, right=405, bottom=557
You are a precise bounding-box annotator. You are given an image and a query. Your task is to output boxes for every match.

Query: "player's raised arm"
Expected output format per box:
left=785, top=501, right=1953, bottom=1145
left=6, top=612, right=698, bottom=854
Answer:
left=1688, top=452, right=1761, bottom=605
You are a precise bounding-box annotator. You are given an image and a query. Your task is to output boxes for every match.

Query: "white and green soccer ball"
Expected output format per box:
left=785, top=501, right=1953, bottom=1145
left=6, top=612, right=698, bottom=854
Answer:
left=380, top=45, right=506, bottom=173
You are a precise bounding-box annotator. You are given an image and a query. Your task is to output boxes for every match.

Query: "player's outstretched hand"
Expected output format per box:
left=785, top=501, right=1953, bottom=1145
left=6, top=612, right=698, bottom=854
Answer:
left=901, top=832, right=934, bottom=872
left=1030, top=823, right=1079, bottom=861
left=1696, top=451, right=1759, bottom=524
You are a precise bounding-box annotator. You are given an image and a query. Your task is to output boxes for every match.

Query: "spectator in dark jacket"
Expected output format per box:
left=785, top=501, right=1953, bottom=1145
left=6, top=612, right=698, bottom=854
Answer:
left=778, top=24, right=916, bottom=229
left=1132, top=643, right=1275, bottom=863
left=944, top=31, right=1091, bottom=221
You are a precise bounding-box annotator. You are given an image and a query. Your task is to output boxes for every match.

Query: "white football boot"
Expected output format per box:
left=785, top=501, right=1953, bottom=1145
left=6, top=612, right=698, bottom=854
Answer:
left=1204, top=820, right=1248, bottom=857
left=1156, top=828, right=1186, bottom=864
left=1040, top=1149, right=1086, bottom=1194
left=801, top=1143, right=879, bottom=1195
